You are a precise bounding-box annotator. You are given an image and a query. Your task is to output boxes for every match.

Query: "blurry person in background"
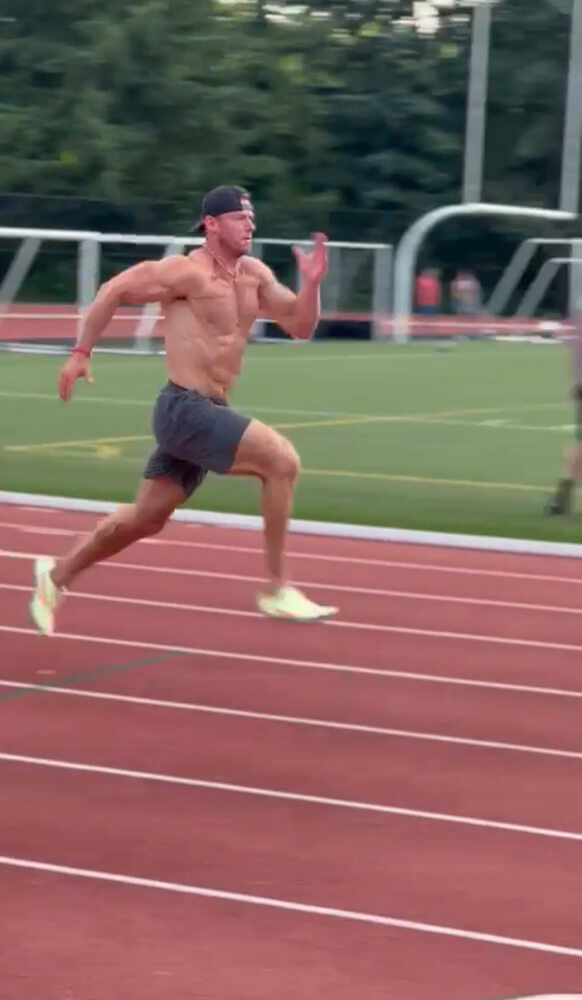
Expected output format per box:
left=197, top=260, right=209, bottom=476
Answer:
left=545, top=386, right=582, bottom=515
left=451, top=269, right=482, bottom=317
left=415, top=267, right=441, bottom=316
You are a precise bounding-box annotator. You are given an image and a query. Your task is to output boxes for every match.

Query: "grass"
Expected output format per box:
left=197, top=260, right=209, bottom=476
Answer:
left=0, top=338, right=580, bottom=542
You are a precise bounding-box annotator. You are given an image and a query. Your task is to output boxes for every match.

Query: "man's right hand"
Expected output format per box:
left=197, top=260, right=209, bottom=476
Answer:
left=58, top=351, right=94, bottom=402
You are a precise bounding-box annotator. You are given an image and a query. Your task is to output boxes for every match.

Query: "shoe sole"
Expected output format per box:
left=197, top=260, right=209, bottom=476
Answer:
left=256, top=604, right=338, bottom=623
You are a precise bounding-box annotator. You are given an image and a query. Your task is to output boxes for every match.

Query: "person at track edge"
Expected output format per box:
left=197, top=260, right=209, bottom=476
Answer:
left=30, top=185, right=338, bottom=635
left=544, top=397, right=582, bottom=515
left=545, top=309, right=582, bottom=516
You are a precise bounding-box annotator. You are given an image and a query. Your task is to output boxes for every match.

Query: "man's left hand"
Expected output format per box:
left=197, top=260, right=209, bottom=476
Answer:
left=292, top=232, right=328, bottom=284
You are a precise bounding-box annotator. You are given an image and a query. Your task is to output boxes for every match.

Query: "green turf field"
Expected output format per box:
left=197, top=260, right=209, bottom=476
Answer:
left=1, top=338, right=581, bottom=542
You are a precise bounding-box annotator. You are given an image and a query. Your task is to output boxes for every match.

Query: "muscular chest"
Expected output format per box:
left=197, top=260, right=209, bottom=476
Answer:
left=194, top=272, right=259, bottom=333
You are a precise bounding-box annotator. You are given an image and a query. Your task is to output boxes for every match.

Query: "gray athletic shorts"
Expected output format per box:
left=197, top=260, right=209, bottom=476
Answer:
left=143, top=381, right=251, bottom=498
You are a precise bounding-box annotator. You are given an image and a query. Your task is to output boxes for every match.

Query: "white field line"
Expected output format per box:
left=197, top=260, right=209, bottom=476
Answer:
left=1, top=751, right=581, bottom=843
left=1, top=672, right=582, bottom=762
left=2, top=521, right=582, bottom=586
left=1, top=855, right=581, bottom=958
left=0, top=575, right=579, bottom=653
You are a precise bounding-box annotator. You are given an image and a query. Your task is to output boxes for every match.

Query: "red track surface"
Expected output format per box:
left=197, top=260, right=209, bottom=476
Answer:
left=1, top=503, right=582, bottom=999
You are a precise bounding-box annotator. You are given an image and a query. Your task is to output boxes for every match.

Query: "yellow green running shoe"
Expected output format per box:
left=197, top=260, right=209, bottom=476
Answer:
left=29, top=556, right=61, bottom=636
left=256, top=585, right=337, bottom=623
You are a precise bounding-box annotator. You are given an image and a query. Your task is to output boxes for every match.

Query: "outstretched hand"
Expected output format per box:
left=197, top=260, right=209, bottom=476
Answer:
left=58, top=351, right=94, bottom=402
left=292, top=232, right=328, bottom=285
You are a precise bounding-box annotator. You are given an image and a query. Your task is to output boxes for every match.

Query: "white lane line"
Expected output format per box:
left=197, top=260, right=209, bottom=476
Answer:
left=1, top=522, right=580, bottom=585
left=1, top=855, right=581, bottom=958
left=1, top=564, right=581, bottom=617
left=0, top=577, right=579, bottom=652
left=2, top=623, right=582, bottom=700
left=1, top=751, right=580, bottom=843
left=1, top=675, right=581, bottom=761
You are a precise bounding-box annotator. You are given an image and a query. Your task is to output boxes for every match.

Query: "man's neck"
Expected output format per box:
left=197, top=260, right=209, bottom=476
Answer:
left=203, top=240, right=240, bottom=278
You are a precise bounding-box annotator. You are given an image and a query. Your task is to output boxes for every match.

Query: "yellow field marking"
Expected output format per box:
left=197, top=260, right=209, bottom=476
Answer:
left=273, top=416, right=378, bottom=430
left=272, top=402, right=570, bottom=433
left=301, top=468, right=547, bottom=493
left=2, top=399, right=573, bottom=457
left=27, top=445, right=129, bottom=460
left=273, top=403, right=565, bottom=432
left=4, top=435, right=548, bottom=493
left=25, top=446, right=130, bottom=461
left=2, top=407, right=527, bottom=453
left=2, top=407, right=508, bottom=453
left=116, top=460, right=547, bottom=493
left=5, top=434, right=151, bottom=454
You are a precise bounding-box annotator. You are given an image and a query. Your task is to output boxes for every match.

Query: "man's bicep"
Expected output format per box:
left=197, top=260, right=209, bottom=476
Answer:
left=258, top=272, right=297, bottom=322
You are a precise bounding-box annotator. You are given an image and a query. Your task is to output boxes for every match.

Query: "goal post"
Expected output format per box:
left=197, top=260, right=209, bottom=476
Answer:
left=391, top=203, right=576, bottom=343
left=514, top=253, right=582, bottom=319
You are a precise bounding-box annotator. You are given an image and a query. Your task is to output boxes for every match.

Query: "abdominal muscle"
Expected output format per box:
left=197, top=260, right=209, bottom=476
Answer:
left=162, top=294, right=253, bottom=399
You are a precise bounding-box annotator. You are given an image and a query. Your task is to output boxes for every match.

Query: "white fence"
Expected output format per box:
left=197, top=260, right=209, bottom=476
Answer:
left=0, top=227, right=393, bottom=350
left=0, top=200, right=581, bottom=353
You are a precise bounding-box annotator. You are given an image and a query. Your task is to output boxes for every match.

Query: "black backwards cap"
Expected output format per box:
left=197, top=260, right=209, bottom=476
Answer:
left=193, top=185, right=253, bottom=233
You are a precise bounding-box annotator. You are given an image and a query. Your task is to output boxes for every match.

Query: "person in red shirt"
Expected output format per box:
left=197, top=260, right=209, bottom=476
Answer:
left=415, top=268, right=441, bottom=314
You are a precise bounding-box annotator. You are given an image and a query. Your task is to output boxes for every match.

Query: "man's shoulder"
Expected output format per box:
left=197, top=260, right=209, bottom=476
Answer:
left=157, top=252, right=206, bottom=292
left=152, top=252, right=195, bottom=279
left=243, top=256, right=273, bottom=284
left=164, top=251, right=200, bottom=274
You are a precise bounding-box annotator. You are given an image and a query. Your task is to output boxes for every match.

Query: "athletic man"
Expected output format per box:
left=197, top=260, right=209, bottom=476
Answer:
left=30, top=185, right=338, bottom=634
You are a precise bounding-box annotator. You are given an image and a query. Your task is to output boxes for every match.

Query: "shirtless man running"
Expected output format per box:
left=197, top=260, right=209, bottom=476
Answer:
left=30, top=184, right=337, bottom=635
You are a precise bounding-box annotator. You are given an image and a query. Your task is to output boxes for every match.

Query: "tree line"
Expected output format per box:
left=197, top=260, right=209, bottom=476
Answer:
left=0, top=0, right=580, bottom=306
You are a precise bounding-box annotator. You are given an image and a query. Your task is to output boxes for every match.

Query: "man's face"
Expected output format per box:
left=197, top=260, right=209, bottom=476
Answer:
left=209, top=209, right=256, bottom=256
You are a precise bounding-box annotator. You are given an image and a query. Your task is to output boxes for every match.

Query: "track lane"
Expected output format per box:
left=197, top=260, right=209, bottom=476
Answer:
left=1, top=759, right=582, bottom=951
left=3, top=503, right=582, bottom=578
left=2, top=686, right=582, bottom=832
left=4, top=579, right=582, bottom=699
left=4, top=864, right=582, bottom=1000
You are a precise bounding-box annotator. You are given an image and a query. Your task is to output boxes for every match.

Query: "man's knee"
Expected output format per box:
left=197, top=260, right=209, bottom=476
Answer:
left=135, top=501, right=175, bottom=537
left=114, top=501, right=172, bottom=539
left=232, top=421, right=300, bottom=481
left=271, top=438, right=300, bottom=481
left=139, top=512, right=170, bottom=537
left=128, top=477, right=183, bottom=537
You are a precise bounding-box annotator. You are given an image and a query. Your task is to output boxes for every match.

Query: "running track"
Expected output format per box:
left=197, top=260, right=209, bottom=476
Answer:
left=1, top=502, right=582, bottom=1000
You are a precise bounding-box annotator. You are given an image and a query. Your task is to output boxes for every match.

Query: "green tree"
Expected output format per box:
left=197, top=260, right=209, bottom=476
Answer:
left=0, top=0, right=579, bottom=298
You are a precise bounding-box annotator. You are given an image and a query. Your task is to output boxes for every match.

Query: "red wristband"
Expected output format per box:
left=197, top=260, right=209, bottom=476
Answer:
left=72, top=346, right=91, bottom=358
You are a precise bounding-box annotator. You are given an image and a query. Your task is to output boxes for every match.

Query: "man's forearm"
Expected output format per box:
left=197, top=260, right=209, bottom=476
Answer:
left=74, top=284, right=119, bottom=354
left=288, top=278, right=321, bottom=339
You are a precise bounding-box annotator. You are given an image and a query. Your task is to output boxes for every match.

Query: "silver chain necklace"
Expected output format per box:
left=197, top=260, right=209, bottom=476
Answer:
left=204, top=244, right=240, bottom=280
